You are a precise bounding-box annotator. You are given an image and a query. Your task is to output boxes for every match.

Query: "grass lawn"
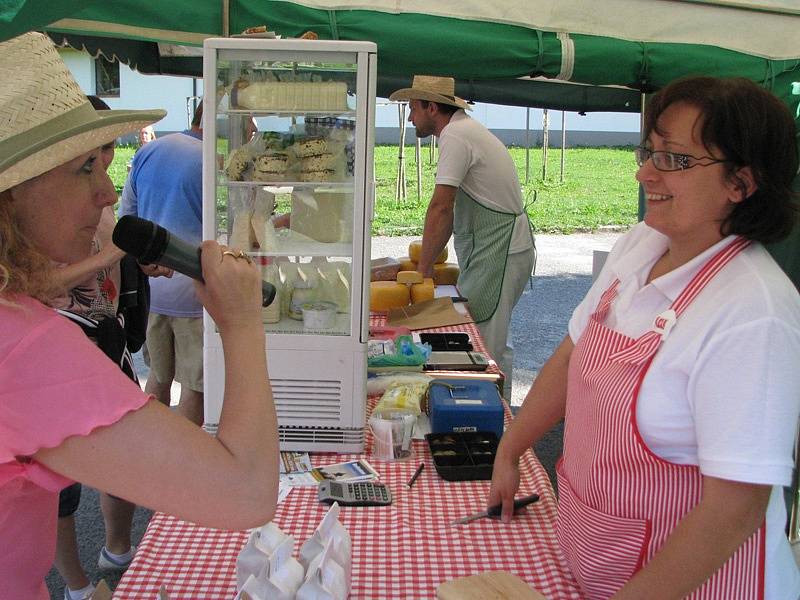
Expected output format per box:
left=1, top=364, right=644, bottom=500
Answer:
left=113, top=143, right=640, bottom=235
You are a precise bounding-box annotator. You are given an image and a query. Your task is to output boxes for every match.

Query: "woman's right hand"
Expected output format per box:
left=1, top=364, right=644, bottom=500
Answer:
left=488, top=453, right=521, bottom=523
left=194, top=241, right=262, bottom=332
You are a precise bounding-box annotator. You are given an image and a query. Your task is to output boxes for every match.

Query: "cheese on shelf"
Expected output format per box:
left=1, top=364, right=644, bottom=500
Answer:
left=369, top=281, right=410, bottom=311
left=410, top=277, right=435, bottom=304
left=396, top=270, right=423, bottom=285
left=408, top=240, right=448, bottom=264
left=433, top=262, right=460, bottom=285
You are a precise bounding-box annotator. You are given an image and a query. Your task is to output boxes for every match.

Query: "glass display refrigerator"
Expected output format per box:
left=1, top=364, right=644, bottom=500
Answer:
left=201, top=37, right=377, bottom=452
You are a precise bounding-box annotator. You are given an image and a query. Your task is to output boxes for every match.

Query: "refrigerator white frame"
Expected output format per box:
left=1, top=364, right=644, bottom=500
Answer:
left=201, top=38, right=377, bottom=452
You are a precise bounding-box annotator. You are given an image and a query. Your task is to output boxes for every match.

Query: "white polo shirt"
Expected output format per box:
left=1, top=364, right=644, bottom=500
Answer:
left=436, top=110, right=533, bottom=254
left=569, top=221, right=800, bottom=598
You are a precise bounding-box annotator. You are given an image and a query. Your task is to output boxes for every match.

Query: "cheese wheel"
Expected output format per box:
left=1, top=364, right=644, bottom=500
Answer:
left=369, top=281, right=410, bottom=311
left=397, top=256, right=417, bottom=272
left=433, top=262, right=460, bottom=285
left=408, top=240, right=448, bottom=265
left=396, top=270, right=423, bottom=285
left=410, top=277, right=435, bottom=304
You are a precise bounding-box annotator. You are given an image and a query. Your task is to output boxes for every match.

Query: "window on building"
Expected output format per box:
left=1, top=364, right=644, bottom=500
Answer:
left=94, top=56, right=120, bottom=97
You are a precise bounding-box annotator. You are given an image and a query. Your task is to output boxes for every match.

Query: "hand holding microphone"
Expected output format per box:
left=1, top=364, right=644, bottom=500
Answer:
left=112, top=215, right=277, bottom=309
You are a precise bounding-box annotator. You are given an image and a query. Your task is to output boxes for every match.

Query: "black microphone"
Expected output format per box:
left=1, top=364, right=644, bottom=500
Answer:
left=113, top=215, right=276, bottom=307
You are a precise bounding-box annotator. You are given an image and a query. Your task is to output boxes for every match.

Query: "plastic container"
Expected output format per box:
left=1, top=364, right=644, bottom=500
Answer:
left=427, top=378, right=504, bottom=439
left=426, top=431, right=498, bottom=481
left=289, top=276, right=315, bottom=320
left=302, top=301, right=337, bottom=329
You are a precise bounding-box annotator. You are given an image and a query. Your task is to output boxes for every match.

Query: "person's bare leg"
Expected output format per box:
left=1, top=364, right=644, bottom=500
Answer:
left=144, top=374, right=173, bottom=407
left=177, top=387, right=204, bottom=425
left=54, top=515, right=91, bottom=591
left=100, top=493, right=135, bottom=555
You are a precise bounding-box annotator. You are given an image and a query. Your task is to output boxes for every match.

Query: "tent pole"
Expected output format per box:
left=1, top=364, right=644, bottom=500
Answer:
left=396, top=103, right=407, bottom=203
left=638, top=91, right=646, bottom=220
left=560, top=110, right=566, bottom=183
left=416, top=137, right=422, bottom=199
left=542, top=108, right=549, bottom=180
left=222, top=0, right=230, bottom=37
left=525, top=107, right=530, bottom=184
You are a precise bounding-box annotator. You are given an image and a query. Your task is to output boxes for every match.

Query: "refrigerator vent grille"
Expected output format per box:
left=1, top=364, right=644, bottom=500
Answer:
left=278, top=425, right=365, bottom=452
left=272, top=378, right=343, bottom=421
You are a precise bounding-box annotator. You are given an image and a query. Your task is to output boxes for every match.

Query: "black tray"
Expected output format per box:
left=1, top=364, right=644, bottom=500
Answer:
left=426, top=431, right=498, bottom=481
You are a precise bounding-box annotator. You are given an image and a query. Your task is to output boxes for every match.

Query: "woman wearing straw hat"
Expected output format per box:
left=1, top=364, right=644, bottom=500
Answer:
left=390, top=76, right=536, bottom=400
left=0, top=32, right=279, bottom=599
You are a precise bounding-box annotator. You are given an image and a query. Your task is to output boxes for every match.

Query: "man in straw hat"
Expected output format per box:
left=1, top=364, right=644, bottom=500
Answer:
left=390, top=75, right=535, bottom=399
left=0, top=32, right=279, bottom=600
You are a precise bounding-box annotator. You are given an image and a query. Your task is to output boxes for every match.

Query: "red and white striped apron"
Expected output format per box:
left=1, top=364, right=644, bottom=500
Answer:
left=556, top=236, right=765, bottom=599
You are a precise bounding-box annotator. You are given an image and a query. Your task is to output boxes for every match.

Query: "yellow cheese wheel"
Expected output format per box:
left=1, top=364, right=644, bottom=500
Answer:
left=433, top=262, right=460, bottom=285
left=408, top=240, right=448, bottom=265
left=397, top=256, right=417, bottom=272
left=396, top=270, right=423, bottom=285
left=369, top=281, right=410, bottom=311
left=410, top=277, right=435, bottom=304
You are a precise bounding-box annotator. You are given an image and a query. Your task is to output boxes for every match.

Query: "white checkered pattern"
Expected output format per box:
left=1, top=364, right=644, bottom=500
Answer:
left=115, top=414, right=580, bottom=598
left=114, top=322, right=579, bottom=598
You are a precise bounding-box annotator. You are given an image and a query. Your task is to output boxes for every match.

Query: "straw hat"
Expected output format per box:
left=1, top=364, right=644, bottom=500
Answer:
left=389, top=75, right=470, bottom=110
left=0, top=32, right=165, bottom=193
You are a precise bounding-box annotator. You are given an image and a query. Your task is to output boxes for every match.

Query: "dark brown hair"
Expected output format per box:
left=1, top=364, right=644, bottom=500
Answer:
left=643, top=76, right=798, bottom=243
left=418, top=100, right=460, bottom=117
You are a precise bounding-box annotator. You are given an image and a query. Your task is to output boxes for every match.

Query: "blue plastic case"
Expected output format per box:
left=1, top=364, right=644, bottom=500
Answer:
left=427, top=378, right=504, bottom=439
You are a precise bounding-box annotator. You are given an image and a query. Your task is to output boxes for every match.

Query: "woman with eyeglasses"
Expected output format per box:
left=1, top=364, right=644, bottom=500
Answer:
left=490, top=76, right=800, bottom=599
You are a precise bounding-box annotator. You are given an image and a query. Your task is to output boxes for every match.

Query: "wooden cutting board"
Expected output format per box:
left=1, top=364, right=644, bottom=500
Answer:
left=436, top=571, right=547, bottom=600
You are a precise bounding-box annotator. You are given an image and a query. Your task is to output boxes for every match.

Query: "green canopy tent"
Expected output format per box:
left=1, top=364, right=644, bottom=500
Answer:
left=2, top=0, right=799, bottom=281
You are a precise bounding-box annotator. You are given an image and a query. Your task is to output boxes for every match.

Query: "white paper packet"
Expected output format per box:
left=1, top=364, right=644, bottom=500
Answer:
left=236, top=522, right=290, bottom=589
left=262, top=535, right=305, bottom=599
left=297, top=538, right=348, bottom=600
left=299, top=502, right=352, bottom=590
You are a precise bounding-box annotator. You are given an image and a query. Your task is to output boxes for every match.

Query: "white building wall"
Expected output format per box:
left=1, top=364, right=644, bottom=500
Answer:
left=61, top=48, right=639, bottom=143
left=59, top=48, right=203, bottom=136
left=375, top=100, right=640, bottom=133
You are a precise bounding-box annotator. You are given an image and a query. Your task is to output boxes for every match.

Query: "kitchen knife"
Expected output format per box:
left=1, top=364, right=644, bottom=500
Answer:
left=452, top=494, right=540, bottom=525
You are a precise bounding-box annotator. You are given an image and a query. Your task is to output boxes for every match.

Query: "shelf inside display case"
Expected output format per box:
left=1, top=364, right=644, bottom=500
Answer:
left=222, top=108, right=356, bottom=118
left=221, top=180, right=354, bottom=192
left=261, top=312, right=350, bottom=336
left=246, top=242, right=352, bottom=258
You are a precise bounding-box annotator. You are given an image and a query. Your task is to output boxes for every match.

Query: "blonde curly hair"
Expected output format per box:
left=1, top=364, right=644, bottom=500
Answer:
left=0, top=189, right=53, bottom=304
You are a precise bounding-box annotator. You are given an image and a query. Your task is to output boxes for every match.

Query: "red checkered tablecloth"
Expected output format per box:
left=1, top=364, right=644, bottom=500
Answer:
left=114, top=410, right=580, bottom=599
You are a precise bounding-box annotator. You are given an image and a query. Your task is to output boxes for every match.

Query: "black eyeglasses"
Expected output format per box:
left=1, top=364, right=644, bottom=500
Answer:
left=634, top=146, right=729, bottom=172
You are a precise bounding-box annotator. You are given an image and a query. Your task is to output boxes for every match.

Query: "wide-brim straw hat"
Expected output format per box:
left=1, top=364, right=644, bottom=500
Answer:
left=389, top=75, right=470, bottom=110
left=0, top=32, right=166, bottom=193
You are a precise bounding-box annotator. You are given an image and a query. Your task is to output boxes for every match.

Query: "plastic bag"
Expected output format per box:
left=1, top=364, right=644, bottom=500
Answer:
left=373, top=382, right=429, bottom=416
left=367, top=335, right=429, bottom=368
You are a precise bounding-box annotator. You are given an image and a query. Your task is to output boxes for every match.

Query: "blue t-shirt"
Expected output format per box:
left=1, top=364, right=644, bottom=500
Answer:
left=120, top=131, right=203, bottom=317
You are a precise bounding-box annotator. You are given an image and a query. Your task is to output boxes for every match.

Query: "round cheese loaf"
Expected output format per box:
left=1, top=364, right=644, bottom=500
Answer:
left=369, top=281, right=410, bottom=311
left=408, top=240, right=448, bottom=264
left=300, top=152, right=336, bottom=172
left=254, top=152, right=288, bottom=172
left=294, top=137, right=329, bottom=158
left=410, top=277, right=435, bottom=304
left=298, top=169, right=335, bottom=182
left=225, top=147, right=251, bottom=181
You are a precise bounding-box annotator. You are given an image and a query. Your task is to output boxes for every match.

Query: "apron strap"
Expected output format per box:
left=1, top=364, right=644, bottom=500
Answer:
left=610, top=237, right=751, bottom=365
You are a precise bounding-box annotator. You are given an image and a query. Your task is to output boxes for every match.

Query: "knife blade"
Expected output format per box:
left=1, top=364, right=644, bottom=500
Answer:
left=452, top=493, right=540, bottom=525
